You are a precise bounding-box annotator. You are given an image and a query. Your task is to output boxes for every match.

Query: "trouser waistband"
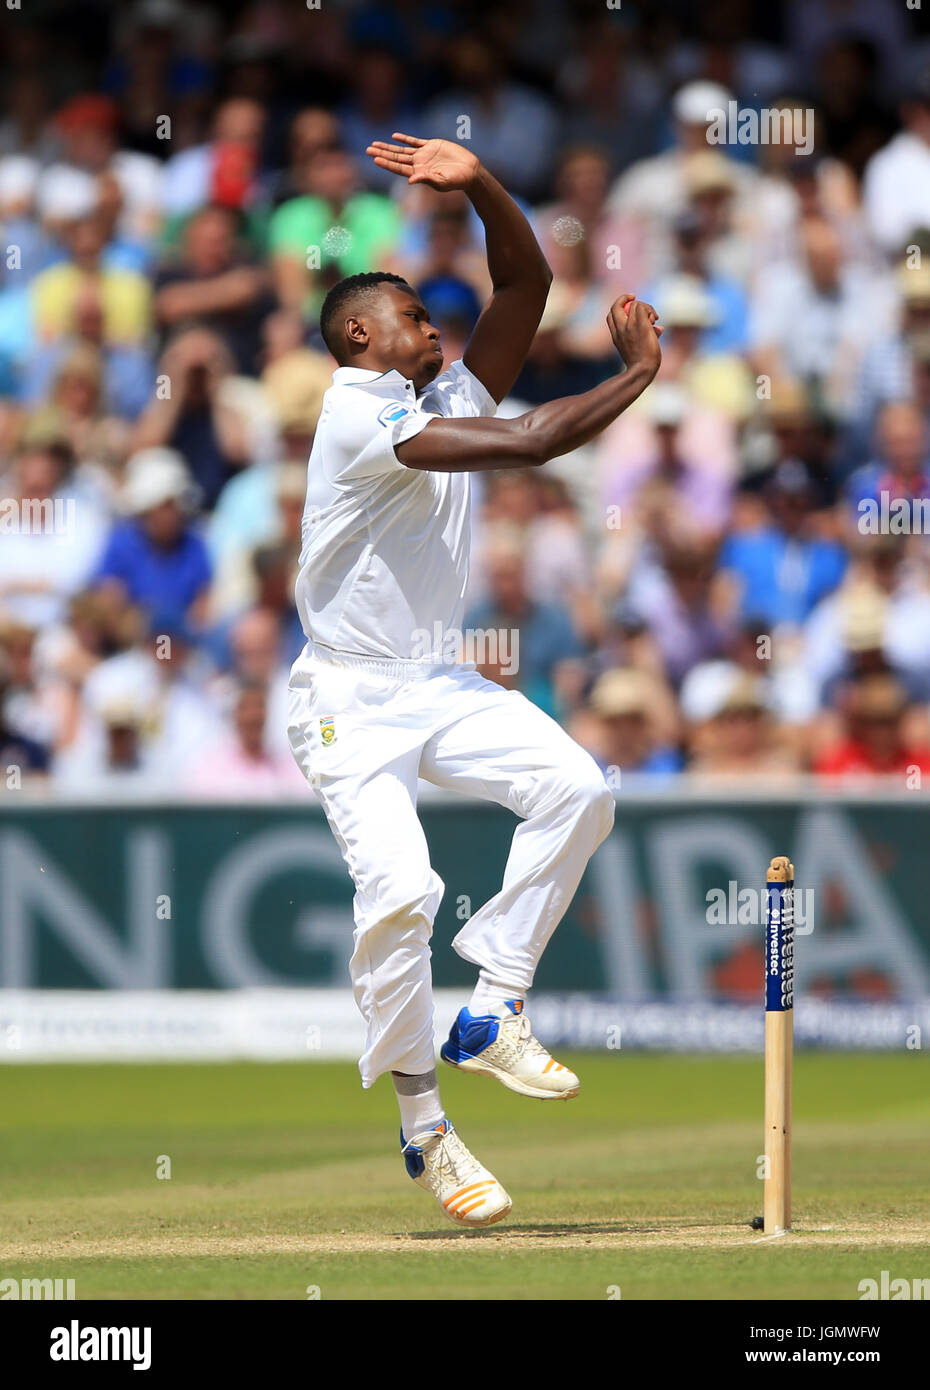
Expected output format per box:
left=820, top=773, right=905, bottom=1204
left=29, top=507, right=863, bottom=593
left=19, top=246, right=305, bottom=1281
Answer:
left=305, top=642, right=452, bottom=681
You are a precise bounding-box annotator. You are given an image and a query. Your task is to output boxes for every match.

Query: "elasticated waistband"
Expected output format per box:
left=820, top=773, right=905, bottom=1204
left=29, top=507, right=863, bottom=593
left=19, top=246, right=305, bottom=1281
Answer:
left=305, top=642, right=456, bottom=682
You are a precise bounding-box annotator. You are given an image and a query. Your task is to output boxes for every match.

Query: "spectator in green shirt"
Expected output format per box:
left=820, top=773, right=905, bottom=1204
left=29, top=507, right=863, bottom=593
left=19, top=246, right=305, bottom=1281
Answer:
left=268, top=145, right=402, bottom=321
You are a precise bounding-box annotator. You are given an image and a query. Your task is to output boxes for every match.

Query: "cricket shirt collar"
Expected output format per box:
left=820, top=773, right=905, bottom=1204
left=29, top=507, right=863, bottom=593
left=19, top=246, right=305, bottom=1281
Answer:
left=332, top=366, right=414, bottom=393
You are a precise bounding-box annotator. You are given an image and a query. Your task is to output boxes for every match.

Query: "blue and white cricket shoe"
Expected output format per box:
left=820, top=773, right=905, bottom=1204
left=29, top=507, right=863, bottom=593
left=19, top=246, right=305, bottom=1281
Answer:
left=401, top=1119, right=512, bottom=1227
left=441, top=1000, right=580, bottom=1100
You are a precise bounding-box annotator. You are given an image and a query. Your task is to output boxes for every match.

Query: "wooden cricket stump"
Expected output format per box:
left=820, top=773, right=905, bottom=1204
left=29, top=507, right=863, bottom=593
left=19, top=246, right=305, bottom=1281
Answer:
left=764, top=855, right=794, bottom=1236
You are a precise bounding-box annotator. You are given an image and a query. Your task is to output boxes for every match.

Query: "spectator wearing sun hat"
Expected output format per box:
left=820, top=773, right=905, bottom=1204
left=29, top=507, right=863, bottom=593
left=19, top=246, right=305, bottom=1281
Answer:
left=38, top=93, right=163, bottom=247
left=34, top=164, right=99, bottom=244
left=651, top=273, right=755, bottom=418
left=57, top=607, right=219, bottom=792
left=607, top=81, right=759, bottom=281
left=680, top=149, right=759, bottom=287
left=93, top=447, right=211, bottom=632
left=804, top=535, right=930, bottom=708
left=587, top=667, right=683, bottom=777
left=642, top=208, right=749, bottom=355
left=680, top=661, right=801, bottom=778
left=3, top=164, right=105, bottom=382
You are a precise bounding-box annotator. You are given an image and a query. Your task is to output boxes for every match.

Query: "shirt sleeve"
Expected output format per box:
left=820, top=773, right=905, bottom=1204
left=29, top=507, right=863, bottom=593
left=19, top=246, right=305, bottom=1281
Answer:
left=326, top=387, right=438, bottom=484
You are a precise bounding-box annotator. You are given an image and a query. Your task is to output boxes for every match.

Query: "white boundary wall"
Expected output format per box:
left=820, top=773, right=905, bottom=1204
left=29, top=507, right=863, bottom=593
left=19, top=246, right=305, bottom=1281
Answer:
left=1, top=990, right=928, bottom=1061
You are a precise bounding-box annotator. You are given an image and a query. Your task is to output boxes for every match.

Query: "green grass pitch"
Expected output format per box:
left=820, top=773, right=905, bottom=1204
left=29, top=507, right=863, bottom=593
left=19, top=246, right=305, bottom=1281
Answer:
left=1, top=1054, right=927, bottom=1300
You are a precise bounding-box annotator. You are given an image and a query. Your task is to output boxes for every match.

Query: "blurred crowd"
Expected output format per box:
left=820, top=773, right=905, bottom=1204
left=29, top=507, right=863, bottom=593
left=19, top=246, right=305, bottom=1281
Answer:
left=3, top=0, right=930, bottom=796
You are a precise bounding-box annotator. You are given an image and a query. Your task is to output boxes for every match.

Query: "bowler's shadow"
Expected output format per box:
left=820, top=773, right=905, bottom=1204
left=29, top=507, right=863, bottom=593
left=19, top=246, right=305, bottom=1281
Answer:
left=404, top=1218, right=729, bottom=1241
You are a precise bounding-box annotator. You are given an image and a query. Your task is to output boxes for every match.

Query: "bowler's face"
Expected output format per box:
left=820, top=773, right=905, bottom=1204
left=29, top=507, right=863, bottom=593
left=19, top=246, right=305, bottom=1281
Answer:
left=366, top=285, right=444, bottom=391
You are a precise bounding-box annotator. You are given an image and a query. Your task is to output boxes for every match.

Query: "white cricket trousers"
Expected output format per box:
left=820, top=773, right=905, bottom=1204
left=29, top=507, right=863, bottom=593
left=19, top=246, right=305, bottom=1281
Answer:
left=287, top=644, right=615, bottom=1088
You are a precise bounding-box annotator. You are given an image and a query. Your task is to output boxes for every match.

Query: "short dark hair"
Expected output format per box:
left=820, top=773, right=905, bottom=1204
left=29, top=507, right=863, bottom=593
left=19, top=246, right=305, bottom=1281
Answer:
left=319, top=271, right=411, bottom=359
left=189, top=202, right=242, bottom=232
left=17, top=438, right=75, bottom=475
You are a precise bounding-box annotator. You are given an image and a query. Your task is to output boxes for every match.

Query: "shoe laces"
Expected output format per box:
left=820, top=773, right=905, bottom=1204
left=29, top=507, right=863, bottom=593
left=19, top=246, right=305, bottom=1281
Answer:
left=405, top=1124, right=483, bottom=1188
left=434, top=1128, right=484, bottom=1188
left=497, top=1010, right=549, bottom=1063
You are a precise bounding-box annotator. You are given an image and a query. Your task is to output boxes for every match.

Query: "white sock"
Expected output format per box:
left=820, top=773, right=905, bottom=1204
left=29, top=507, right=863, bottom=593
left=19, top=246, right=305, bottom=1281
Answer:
left=393, top=1070, right=445, bottom=1140
left=469, top=972, right=525, bottom=1016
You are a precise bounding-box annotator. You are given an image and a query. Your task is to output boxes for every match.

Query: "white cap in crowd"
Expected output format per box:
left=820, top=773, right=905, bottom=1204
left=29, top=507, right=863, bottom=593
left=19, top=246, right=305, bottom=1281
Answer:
left=680, top=661, right=768, bottom=723
left=121, top=448, right=199, bottom=515
left=672, top=80, right=733, bottom=126
left=35, top=165, right=99, bottom=223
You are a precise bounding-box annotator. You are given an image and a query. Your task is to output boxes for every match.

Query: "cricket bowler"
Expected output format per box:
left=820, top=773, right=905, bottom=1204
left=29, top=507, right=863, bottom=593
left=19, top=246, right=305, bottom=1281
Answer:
left=287, top=134, right=662, bottom=1226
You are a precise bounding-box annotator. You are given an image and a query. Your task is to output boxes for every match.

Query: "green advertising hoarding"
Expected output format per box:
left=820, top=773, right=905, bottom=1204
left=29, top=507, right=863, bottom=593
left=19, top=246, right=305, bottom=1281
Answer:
left=2, top=793, right=929, bottom=1000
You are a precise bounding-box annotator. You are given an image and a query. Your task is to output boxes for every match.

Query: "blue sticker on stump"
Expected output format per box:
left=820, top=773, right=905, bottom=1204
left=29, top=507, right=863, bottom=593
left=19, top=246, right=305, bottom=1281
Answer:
left=765, top=882, right=795, bottom=1012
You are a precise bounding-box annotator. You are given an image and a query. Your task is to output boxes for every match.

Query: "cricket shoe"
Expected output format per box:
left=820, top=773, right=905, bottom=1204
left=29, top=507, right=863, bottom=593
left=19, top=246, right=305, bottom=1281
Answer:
left=401, top=1119, right=512, bottom=1227
left=441, top=1000, right=580, bottom=1100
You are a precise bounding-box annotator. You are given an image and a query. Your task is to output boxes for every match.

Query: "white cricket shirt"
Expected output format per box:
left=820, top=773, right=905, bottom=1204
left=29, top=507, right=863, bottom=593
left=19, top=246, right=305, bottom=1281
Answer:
left=295, top=358, right=497, bottom=662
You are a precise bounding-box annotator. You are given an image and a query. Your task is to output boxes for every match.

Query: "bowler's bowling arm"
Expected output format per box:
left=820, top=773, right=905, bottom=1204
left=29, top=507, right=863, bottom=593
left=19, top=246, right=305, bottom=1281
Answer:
left=396, top=362, right=656, bottom=474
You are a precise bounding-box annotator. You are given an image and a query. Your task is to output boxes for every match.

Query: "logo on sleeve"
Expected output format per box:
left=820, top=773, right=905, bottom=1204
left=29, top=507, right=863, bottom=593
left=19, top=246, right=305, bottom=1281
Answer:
left=377, top=402, right=411, bottom=427
left=320, top=716, right=336, bottom=746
